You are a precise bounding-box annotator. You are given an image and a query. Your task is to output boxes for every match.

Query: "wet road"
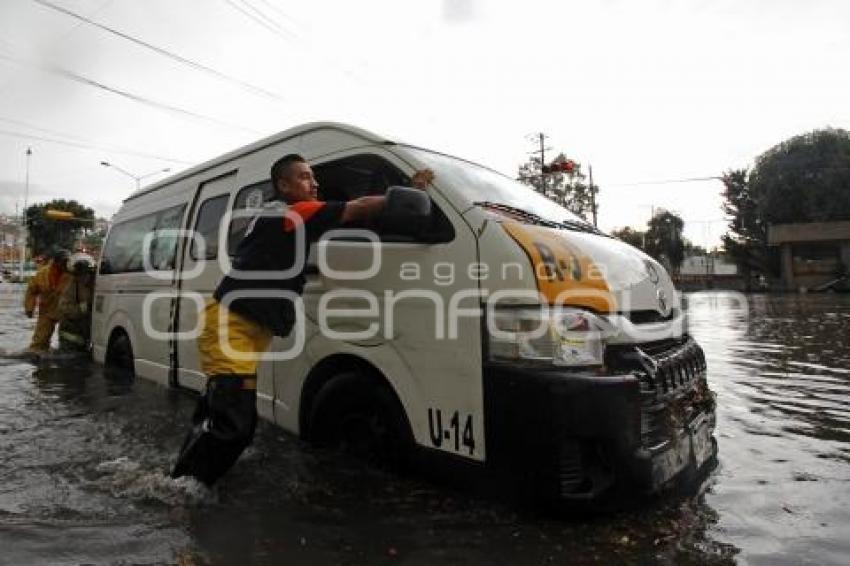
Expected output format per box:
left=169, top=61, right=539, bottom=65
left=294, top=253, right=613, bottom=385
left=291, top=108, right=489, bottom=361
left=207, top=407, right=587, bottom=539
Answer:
left=1, top=285, right=848, bottom=565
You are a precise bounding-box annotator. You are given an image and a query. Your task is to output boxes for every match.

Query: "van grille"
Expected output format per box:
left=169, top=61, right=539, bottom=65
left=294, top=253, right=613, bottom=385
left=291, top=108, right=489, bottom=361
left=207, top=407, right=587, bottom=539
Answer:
left=619, top=309, right=677, bottom=325
left=606, top=337, right=712, bottom=448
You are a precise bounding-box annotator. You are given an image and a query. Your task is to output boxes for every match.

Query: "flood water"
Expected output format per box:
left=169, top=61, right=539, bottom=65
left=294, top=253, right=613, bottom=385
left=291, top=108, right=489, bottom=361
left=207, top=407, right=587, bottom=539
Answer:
left=1, top=285, right=848, bottom=565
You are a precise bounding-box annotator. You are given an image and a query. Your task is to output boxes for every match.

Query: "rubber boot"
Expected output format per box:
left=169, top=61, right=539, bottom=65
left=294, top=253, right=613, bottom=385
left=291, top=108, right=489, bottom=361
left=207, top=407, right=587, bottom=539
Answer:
left=171, top=375, right=258, bottom=486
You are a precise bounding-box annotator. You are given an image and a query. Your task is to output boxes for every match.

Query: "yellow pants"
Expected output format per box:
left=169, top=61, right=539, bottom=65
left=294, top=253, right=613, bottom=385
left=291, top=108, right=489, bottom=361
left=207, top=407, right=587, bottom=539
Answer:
left=29, top=316, right=58, bottom=352
left=198, top=300, right=272, bottom=378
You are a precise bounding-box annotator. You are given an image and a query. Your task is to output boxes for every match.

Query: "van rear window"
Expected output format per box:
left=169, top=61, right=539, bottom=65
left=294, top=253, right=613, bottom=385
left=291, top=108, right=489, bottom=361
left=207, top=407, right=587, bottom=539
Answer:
left=99, top=204, right=185, bottom=274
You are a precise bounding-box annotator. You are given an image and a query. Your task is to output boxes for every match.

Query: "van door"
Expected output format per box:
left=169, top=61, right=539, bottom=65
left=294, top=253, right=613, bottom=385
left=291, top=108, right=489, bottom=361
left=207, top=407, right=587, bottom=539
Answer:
left=94, top=201, right=186, bottom=386
left=292, top=149, right=487, bottom=461
left=174, top=171, right=237, bottom=391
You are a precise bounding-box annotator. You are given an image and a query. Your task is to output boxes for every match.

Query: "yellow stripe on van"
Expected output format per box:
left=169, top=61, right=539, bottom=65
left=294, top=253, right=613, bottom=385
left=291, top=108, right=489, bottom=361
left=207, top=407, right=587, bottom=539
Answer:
left=500, top=221, right=617, bottom=313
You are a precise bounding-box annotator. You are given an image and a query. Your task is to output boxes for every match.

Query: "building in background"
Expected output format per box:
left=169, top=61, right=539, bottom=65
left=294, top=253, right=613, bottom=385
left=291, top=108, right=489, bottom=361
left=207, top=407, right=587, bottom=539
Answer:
left=679, top=255, right=738, bottom=277
left=768, top=221, right=850, bottom=292
left=0, top=214, right=23, bottom=264
left=675, top=254, right=740, bottom=291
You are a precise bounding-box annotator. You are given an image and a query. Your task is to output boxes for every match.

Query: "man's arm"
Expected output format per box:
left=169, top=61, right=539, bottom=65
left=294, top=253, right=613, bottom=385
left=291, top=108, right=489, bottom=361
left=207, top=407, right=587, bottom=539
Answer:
left=339, top=168, right=434, bottom=224
left=56, top=280, right=78, bottom=320
left=340, top=195, right=385, bottom=224
left=23, top=270, right=41, bottom=317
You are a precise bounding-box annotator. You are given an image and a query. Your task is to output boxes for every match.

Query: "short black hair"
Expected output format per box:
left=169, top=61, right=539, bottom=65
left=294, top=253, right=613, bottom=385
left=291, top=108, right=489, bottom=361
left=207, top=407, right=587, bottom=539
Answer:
left=50, top=247, right=70, bottom=262
left=270, top=154, right=306, bottom=189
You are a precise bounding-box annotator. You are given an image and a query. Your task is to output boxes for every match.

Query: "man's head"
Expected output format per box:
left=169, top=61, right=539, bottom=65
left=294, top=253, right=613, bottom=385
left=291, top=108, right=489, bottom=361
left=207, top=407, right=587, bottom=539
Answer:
left=49, top=247, right=70, bottom=269
left=270, top=154, right=318, bottom=203
left=68, top=253, right=95, bottom=276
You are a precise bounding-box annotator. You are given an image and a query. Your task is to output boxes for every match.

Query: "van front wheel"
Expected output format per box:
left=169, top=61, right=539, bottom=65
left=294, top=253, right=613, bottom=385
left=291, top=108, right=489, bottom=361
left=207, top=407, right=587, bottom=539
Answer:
left=307, top=372, right=412, bottom=470
left=105, top=330, right=135, bottom=378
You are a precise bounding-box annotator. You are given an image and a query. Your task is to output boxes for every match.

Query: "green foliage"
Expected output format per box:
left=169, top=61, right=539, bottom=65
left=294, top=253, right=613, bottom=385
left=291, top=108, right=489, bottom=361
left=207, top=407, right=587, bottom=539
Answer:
left=719, top=128, right=848, bottom=279
left=612, top=210, right=690, bottom=272
left=750, top=128, right=850, bottom=223
left=644, top=209, right=686, bottom=272
left=720, top=168, right=777, bottom=279
left=517, top=153, right=596, bottom=220
left=82, top=228, right=107, bottom=255
left=683, top=241, right=708, bottom=257
left=611, top=226, right=646, bottom=251
left=25, top=199, right=95, bottom=257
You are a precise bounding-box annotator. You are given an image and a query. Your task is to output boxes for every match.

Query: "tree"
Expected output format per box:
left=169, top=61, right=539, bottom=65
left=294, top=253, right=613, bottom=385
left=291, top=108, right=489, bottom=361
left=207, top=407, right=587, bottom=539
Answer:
left=749, top=128, right=850, bottom=224
left=644, top=209, right=686, bottom=273
left=719, top=128, right=849, bottom=281
left=25, top=199, right=95, bottom=257
left=81, top=221, right=108, bottom=257
left=517, top=152, right=596, bottom=220
left=611, top=226, right=646, bottom=251
left=720, top=168, right=776, bottom=284
left=683, top=240, right=708, bottom=257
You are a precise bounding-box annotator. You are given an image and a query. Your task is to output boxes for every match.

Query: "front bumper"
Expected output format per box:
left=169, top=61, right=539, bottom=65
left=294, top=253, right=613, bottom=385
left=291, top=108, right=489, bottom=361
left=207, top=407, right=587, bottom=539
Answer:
left=482, top=336, right=716, bottom=501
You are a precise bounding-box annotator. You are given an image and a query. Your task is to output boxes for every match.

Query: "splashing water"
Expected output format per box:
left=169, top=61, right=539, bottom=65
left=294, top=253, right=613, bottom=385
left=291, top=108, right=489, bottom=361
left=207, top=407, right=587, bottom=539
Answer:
left=90, top=457, right=216, bottom=507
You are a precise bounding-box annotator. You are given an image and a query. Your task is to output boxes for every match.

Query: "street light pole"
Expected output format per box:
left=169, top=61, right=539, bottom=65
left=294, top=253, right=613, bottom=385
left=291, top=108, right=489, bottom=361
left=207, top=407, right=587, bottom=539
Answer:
left=19, top=147, right=32, bottom=281
left=100, top=161, right=170, bottom=190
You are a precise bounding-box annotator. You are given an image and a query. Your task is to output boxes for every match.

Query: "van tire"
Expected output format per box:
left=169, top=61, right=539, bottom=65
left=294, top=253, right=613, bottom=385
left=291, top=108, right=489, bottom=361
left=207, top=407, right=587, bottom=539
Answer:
left=105, top=330, right=135, bottom=378
left=307, top=372, right=412, bottom=470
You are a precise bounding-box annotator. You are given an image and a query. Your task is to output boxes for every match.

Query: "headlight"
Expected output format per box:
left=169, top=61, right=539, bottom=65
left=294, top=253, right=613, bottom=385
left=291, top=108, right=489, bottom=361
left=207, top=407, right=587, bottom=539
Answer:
left=487, top=307, right=608, bottom=367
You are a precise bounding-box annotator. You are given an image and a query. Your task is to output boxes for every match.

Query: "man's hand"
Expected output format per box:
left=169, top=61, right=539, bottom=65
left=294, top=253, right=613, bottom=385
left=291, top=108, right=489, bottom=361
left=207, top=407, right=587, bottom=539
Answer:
left=410, top=169, right=434, bottom=190
left=25, top=310, right=33, bottom=318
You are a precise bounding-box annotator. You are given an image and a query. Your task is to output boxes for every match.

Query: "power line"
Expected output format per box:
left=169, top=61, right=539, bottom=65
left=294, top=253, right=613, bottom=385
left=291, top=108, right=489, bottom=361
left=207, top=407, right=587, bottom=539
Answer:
left=605, top=175, right=723, bottom=188
left=600, top=165, right=850, bottom=189
left=227, top=0, right=295, bottom=40
left=29, top=0, right=290, bottom=103
left=0, top=118, right=193, bottom=164
left=0, top=1, right=114, bottom=104
left=253, top=0, right=301, bottom=30
left=221, top=0, right=364, bottom=85
left=0, top=50, right=261, bottom=135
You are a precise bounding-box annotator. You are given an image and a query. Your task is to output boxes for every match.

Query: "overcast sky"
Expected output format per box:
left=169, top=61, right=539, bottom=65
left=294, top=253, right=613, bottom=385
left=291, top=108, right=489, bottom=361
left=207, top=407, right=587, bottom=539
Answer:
left=1, top=0, right=848, bottom=247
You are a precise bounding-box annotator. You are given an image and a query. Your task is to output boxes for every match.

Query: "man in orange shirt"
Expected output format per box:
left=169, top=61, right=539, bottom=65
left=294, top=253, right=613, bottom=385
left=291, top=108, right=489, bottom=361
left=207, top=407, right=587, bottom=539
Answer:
left=172, top=153, right=433, bottom=485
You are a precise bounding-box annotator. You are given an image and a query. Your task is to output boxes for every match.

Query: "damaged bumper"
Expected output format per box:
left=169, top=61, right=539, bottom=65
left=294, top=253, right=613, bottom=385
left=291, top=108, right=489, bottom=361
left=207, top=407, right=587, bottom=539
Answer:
left=483, top=336, right=716, bottom=501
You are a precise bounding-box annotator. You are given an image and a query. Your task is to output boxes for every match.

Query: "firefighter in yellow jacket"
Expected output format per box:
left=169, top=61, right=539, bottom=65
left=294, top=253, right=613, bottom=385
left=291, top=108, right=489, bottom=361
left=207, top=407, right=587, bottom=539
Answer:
left=24, top=248, right=72, bottom=353
left=57, top=253, right=96, bottom=354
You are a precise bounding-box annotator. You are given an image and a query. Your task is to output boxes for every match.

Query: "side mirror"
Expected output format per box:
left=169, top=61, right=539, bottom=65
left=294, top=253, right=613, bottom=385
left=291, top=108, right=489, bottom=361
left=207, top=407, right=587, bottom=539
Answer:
left=381, top=186, right=432, bottom=237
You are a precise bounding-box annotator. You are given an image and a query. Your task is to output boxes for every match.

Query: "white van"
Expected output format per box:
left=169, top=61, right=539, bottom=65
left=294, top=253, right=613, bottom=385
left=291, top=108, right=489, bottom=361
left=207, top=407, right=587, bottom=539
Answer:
left=93, top=122, right=715, bottom=501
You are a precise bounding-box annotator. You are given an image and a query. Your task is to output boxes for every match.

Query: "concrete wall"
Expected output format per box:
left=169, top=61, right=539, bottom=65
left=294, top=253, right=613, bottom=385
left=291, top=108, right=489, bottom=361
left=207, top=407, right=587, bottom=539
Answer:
left=768, top=221, right=850, bottom=245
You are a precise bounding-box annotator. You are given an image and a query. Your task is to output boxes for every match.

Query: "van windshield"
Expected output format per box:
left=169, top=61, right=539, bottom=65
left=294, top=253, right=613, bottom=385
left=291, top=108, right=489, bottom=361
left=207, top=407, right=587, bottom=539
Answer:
left=405, top=147, right=594, bottom=230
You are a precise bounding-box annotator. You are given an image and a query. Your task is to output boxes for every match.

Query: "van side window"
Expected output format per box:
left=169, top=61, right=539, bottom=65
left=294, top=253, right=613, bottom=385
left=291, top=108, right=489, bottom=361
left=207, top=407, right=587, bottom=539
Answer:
left=228, top=181, right=276, bottom=254
left=99, top=205, right=187, bottom=275
left=190, top=194, right=230, bottom=260
left=312, top=154, right=454, bottom=243
left=149, top=205, right=186, bottom=270
left=99, top=213, right=159, bottom=274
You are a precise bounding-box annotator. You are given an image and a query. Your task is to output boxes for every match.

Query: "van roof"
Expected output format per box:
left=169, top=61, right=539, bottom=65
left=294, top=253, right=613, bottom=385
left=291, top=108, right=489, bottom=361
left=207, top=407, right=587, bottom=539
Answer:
left=124, top=121, right=393, bottom=203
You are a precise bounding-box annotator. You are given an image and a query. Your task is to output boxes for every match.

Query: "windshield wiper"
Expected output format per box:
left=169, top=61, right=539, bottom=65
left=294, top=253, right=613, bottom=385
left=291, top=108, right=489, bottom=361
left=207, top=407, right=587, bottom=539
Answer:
left=473, top=201, right=601, bottom=234
left=559, top=218, right=603, bottom=234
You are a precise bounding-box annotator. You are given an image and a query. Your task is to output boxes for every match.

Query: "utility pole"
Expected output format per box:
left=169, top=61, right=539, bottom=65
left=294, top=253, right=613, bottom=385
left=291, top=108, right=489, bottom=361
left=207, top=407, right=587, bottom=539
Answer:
left=538, top=132, right=546, bottom=186
left=526, top=132, right=551, bottom=196
left=19, top=147, right=32, bottom=281
left=588, top=164, right=598, bottom=227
